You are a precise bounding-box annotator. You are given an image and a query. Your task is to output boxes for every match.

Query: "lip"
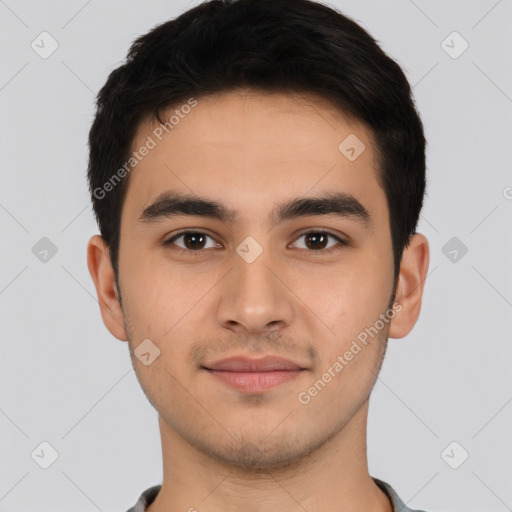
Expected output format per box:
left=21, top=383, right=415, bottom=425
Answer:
left=202, top=355, right=307, bottom=392
left=203, top=355, right=304, bottom=372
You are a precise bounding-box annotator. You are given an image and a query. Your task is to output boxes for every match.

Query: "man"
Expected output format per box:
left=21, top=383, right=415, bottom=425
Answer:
left=86, top=0, right=430, bottom=510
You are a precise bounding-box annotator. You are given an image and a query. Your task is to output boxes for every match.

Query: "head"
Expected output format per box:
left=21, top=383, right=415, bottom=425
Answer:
left=87, top=0, right=429, bottom=470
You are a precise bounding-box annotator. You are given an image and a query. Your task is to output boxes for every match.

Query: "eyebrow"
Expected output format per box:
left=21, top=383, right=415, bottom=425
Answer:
left=138, top=191, right=371, bottom=226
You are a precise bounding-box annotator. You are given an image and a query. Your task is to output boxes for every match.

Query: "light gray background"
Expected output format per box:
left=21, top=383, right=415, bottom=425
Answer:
left=1, top=0, right=511, bottom=511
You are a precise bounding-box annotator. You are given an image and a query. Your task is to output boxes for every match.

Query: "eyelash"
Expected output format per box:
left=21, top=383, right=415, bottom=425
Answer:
left=163, top=230, right=347, bottom=257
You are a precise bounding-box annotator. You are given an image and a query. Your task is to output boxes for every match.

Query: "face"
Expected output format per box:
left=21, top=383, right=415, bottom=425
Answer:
left=91, top=89, right=412, bottom=470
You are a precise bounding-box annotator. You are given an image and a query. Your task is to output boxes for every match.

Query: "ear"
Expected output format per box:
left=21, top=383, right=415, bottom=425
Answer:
left=87, top=234, right=128, bottom=341
left=388, top=233, right=430, bottom=339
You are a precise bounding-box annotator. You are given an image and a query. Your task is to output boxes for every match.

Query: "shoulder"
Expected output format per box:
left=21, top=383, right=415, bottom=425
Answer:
left=125, top=484, right=162, bottom=512
left=373, top=477, right=428, bottom=512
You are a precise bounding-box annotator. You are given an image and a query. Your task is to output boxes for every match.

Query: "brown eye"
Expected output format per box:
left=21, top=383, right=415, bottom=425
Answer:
left=305, top=232, right=329, bottom=250
left=292, top=231, right=345, bottom=253
left=181, top=232, right=207, bottom=250
left=165, top=232, right=219, bottom=252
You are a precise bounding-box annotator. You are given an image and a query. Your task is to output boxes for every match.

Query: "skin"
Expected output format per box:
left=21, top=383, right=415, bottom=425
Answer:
left=87, top=89, right=429, bottom=512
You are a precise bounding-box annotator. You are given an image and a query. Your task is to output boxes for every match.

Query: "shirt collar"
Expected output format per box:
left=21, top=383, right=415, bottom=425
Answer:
left=130, top=477, right=422, bottom=512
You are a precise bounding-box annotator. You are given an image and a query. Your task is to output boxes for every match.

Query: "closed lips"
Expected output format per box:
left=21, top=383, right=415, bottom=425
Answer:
left=203, top=356, right=305, bottom=372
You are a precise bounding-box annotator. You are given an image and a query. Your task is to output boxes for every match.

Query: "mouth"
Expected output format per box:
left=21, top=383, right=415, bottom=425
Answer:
left=202, top=355, right=307, bottom=393
left=204, top=368, right=305, bottom=392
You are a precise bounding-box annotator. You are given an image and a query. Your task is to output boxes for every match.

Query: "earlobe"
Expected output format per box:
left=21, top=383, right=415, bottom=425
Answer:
left=86, top=235, right=128, bottom=341
left=388, top=233, right=430, bottom=339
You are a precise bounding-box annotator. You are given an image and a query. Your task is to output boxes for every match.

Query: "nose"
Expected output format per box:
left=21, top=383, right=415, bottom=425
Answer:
left=216, top=243, right=294, bottom=335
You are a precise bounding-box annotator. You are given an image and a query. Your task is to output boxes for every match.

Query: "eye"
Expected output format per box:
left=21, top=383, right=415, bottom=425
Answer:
left=290, top=230, right=346, bottom=253
left=164, top=231, right=220, bottom=253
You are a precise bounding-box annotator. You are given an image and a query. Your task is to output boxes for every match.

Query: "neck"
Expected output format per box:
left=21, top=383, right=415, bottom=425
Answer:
left=146, top=399, right=393, bottom=512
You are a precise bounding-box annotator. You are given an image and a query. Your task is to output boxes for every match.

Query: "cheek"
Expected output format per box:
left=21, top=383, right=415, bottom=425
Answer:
left=122, top=256, right=211, bottom=333
left=291, top=261, right=391, bottom=338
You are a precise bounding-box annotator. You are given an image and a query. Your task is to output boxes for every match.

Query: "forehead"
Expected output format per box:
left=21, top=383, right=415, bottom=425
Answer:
left=121, top=89, right=387, bottom=228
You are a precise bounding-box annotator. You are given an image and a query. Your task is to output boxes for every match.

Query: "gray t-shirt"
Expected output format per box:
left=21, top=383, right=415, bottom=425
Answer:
left=126, top=477, right=427, bottom=511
